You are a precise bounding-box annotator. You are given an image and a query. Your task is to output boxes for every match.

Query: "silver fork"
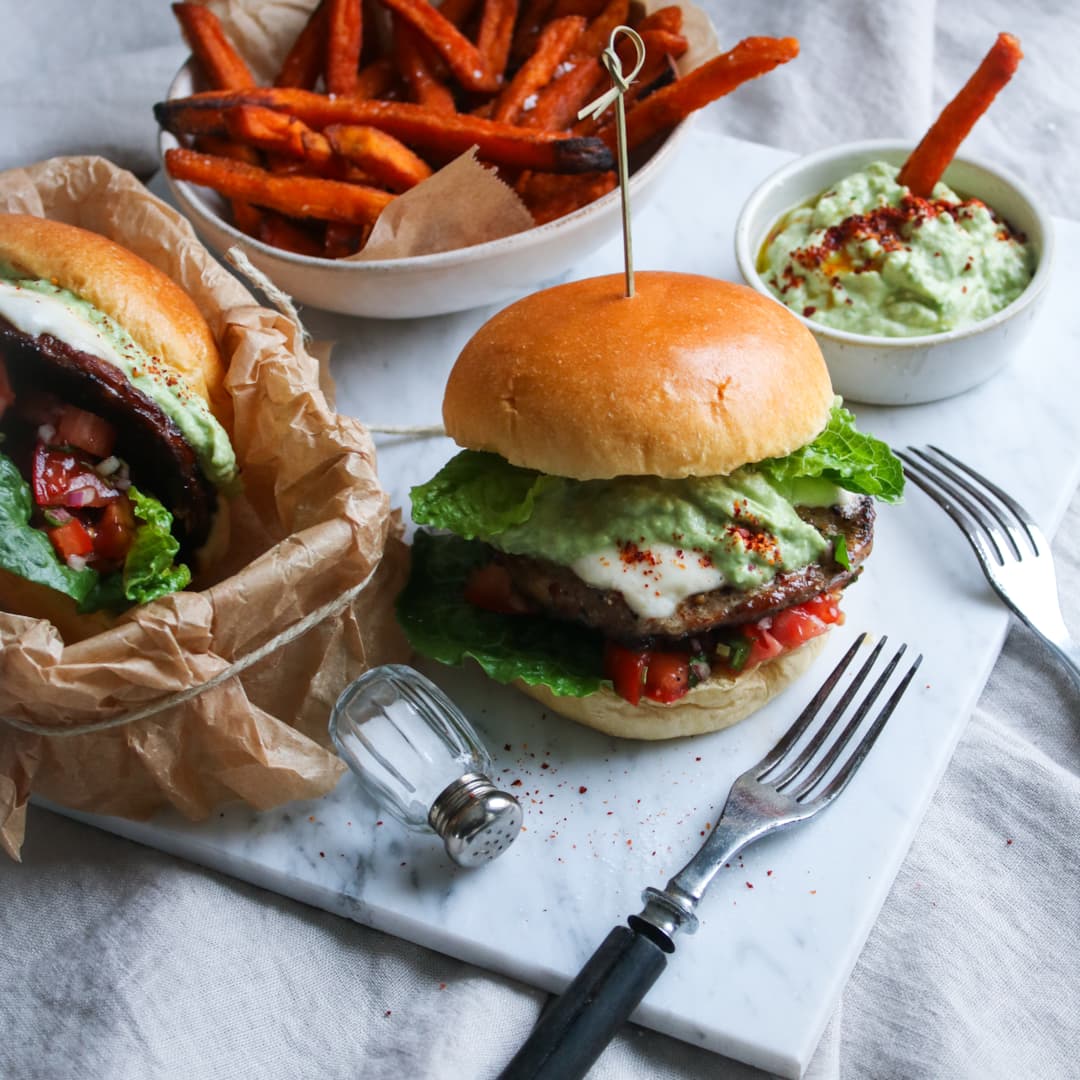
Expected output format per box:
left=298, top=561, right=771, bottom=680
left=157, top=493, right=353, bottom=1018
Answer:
left=499, top=633, right=922, bottom=1080
left=897, top=445, right=1080, bottom=692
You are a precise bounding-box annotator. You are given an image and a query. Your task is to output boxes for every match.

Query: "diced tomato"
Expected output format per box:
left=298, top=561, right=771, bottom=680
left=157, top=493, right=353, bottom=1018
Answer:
left=55, top=405, right=116, bottom=458
left=94, top=495, right=137, bottom=562
left=463, top=563, right=531, bottom=615
left=31, top=441, right=120, bottom=508
left=0, top=358, right=12, bottom=420
left=47, top=518, right=94, bottom=561
left=769, top=607, right=828, bottom=651
left=801, top=591, right=844, bottom=626
left=743, top=624, right=784, bottom=670
left=603, top=642, right=649, bottom=706
left=643, top=651, right=691, bottom=704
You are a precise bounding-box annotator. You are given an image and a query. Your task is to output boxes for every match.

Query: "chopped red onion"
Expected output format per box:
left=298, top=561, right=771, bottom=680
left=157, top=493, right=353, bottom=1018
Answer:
left=38, top=423, right=57, bottom=444
left=43, top=508, right=73, bottom=527
left=64, top=487, right=96, bottom=508
left=95, top=455, right=122, bottom=477
left=66, top=554, right=89, bottom=572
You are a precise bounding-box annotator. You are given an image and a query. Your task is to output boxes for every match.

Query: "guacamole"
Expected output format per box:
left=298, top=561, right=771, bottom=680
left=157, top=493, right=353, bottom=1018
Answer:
left=0, top=273, right=238, bottom=491
left=760, top=161, right=1035, bottom=337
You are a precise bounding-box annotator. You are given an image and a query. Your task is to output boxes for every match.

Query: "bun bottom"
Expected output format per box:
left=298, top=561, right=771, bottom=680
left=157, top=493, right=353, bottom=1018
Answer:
left=516, top=633, right=829, bottom=740
left=0, top=502, right=230, bottom=645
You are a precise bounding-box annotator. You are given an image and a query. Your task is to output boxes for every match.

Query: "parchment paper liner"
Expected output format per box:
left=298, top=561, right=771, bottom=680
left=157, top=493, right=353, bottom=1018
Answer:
left=0, top=155, right=410, bottom=860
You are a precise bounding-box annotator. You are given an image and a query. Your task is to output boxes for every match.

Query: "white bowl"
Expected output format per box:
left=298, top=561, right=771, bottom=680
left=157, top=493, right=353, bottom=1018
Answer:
left=159, top=61, right=691, bottom=319
left=734, top=140, right=1055, bottom=406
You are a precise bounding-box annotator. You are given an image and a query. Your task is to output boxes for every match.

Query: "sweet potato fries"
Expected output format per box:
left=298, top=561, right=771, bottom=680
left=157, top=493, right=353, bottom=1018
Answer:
left=160, top=0, right=799, bottom=258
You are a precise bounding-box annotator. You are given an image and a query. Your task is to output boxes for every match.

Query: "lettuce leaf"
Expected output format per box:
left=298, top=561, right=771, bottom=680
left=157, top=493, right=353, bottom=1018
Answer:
left=0, top=450, right=99, bottom=603
left=397, top=530, right=605, bottom=697
left=758, top=403, right=905, bottom=503
left=410, top=451, right=557, bottom=538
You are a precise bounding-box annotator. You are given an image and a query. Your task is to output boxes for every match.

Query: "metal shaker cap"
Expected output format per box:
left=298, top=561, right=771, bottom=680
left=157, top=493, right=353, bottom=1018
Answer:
left=428, top=773, right=523, bottom=868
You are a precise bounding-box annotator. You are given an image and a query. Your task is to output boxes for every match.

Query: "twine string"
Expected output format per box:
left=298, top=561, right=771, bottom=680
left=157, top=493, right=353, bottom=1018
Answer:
left=0, top=570, right=374, bottom=738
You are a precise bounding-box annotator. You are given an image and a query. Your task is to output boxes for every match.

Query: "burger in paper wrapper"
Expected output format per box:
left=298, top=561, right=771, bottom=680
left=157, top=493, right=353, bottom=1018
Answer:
left=0, top=155, right=409, bottom=860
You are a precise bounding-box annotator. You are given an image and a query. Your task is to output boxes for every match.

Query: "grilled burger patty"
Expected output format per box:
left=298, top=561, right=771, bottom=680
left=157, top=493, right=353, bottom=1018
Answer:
left=497, top=496, right=875, bottom=644
left=0, top=315, right=217, bottom=552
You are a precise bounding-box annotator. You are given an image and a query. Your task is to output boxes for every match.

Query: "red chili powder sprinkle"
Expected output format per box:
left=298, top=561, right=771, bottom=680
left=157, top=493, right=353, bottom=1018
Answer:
left=511, top=780, right=523, bottom=787
left=579, top=786, right=588, bottom=794
left=746, top=882, right=754, bottom=889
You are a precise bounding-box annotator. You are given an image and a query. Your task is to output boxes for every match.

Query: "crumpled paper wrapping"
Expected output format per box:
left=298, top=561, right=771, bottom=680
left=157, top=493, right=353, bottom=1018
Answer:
left=180, top=0, right=718, bottom=257
left=0, top=155, right=410, bottom=860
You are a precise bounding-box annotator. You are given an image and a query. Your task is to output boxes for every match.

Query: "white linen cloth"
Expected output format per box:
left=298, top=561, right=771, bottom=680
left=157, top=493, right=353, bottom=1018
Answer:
left=1, top=3, right=1078, bottom=1078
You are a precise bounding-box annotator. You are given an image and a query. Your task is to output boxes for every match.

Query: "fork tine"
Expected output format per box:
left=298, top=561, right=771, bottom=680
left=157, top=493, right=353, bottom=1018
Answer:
left=787, top=643, right=907, bottom=801
left=811, top=652, right=923, bottom=804
left=915, top=447, right=1032, bottom=559
left=926, top=444, right=1041, bottom=537
left=896, top=450, right=1006, bottom=567
left=766, top=637, right=888, bottom=790
left=754, top=633, right=868, bottom=777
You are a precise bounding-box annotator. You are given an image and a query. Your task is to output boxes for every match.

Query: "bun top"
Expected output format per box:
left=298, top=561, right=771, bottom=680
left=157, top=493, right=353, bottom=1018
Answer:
left=443, top=272, right=834, bottom=479
left=0, top=214, right=227, bottom=419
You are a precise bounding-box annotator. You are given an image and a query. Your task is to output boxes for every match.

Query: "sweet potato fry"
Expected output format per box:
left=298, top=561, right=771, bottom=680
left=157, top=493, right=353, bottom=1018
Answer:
left=225, top=105, right=335, bottom=167
left=157, top=89, right=616, bottom=172
left=172, top=3, right=256, bottom=90
left=326, top=0, right=364, bottom=95
left=323, top=223, right=368, bottom=257
left=355, top=57, right=400, bottom=99
left=436, top=0, right=480, bottom=26
left=633, top=5, right=682, bottom=35
left=549, top=0, right=607, bottom=18
left=258, top=212, right=326, bottom=255
left=516, top=169, right=617, bottom=223
left=571, top=0, right=630, bottom=61
left=613, top=36, right=799, bottom=152
left=476, top=0, right=518, bottom=84
left=164, top=147, right=394, bottom=224
left=493, top=15, right=585, bottom=123
left=393, top=17, right=457, bottom=113
left=276, top=0, right=329, bottom=89
left=325, top=123, right=434, bottom=190
left=193, top=135, right=264, bottom=232
left=376, top=0, right=499, bottom=93
left=573, top=37, right=679, bottom=136
left=898, top=33, right=1023, bottom=197
left=519, top=58, right=602, bottom=130
left=510, top=0, right=556, bottom=67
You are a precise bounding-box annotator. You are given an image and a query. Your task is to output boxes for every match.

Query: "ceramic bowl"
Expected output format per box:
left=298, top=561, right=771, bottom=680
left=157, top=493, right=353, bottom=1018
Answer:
left=159, top=61, right=691, bottom=319
left=734, top=140, right=1055, bottom=406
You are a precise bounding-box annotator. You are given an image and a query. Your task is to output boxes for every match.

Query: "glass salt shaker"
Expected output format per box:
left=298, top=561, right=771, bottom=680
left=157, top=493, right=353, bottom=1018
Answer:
left=329, top=665, right=522, bottom=867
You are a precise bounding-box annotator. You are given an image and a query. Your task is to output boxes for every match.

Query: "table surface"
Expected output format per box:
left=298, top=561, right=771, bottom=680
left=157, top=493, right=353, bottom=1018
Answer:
left=3, top=4, right=1079, bottom=1080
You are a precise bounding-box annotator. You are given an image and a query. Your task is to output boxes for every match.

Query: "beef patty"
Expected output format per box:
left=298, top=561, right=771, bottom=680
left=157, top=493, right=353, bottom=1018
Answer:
left=498, top=497, right=875, bottom=644
left=0, top=316, right=217, bottom=553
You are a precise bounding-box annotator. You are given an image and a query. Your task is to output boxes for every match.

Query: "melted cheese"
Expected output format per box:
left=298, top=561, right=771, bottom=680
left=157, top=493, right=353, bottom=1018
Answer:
left=571, top=541, right=727, bottom=620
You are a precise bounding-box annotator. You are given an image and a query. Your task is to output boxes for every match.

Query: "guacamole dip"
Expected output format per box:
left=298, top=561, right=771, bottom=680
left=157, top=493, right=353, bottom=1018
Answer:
left=760, top=161, right=1035, bottom=337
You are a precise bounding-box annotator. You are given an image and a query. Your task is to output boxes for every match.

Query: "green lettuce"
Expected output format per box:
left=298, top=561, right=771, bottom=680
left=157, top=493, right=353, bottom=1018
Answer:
left=758, top=403, right=905, bottom=503
left=0, top=450, right=191, bottom=613
left=397, top=530, right=605, bottom=697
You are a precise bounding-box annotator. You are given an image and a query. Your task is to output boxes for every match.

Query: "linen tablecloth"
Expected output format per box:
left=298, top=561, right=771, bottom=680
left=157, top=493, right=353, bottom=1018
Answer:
left=2, top=3, right=1078, bottom=1077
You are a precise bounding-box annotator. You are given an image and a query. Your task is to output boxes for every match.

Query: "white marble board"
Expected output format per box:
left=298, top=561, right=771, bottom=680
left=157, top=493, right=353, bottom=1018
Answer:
left=49, top=130, right=1080, bottom=1079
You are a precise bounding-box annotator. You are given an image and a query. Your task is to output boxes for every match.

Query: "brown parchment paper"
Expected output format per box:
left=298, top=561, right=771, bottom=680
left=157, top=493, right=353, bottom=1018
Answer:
left=0, top=155, right=411, bottom=860
left=182, top=0, right=719, bottom=258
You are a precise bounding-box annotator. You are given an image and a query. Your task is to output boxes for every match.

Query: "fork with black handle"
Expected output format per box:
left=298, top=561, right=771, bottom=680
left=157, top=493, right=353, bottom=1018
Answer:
left=498, top=634, right=922, bottom=1080
left=897, top=445, right=1080, bottom=692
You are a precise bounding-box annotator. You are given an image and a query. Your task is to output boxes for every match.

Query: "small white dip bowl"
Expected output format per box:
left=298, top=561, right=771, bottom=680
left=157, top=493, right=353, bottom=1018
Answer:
left=734, top=140, right=1055, bottom=406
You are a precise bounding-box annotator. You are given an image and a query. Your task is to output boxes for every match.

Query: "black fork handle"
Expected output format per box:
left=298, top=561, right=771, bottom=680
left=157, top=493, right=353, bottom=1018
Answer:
left=497, top=925, right=670, bottom=1080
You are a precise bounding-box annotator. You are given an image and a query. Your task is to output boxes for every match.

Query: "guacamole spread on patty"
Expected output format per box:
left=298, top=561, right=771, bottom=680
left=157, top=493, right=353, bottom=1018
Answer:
left=760, top=161, right=1035, bottom=337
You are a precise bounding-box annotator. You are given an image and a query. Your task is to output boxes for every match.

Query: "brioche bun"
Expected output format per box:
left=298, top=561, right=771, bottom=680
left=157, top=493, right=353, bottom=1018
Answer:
left=517, top=634, right=829, bottom=740
left=0, top=214, right=228, bottom=422
left=443, top=271, right=834, bottom=481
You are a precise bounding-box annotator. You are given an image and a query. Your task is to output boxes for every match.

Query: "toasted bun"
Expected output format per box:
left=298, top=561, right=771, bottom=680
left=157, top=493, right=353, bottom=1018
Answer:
left=517, top=633, right=829, bottom=740
left=443, top=272, right=834, bottom=480
left=0, top=214, right=228, bottom=421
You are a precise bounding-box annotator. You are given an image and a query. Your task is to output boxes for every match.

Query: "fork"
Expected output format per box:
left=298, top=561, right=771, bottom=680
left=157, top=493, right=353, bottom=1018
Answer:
left=897, top=445, right=1080, bottom=692
left=499, top=634, right=922, bottom=1080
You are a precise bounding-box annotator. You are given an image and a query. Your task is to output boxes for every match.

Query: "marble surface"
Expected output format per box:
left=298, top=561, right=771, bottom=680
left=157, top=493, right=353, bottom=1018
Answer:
left=49, top=128, right=1080, bottom=1079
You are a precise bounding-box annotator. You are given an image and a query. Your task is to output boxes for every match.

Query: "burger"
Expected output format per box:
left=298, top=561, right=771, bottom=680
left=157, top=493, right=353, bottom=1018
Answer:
left=397, top=272, right=903, bottom=739
left=0, top=214, right=238, bottom=642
